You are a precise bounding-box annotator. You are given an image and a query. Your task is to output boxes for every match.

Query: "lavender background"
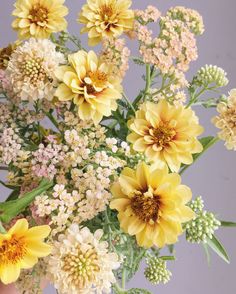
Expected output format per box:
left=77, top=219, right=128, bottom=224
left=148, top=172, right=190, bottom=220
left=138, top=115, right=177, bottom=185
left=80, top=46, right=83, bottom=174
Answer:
left=1, top=0, right=236, bottom=293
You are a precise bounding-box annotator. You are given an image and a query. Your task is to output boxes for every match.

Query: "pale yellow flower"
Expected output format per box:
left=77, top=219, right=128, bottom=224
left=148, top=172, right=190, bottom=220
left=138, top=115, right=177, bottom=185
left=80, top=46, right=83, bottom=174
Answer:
left=55, top=50, right=122, bottom=124
left=0, top=219, right=51, bottom=285
left=12, top=0, right=68, bottom=39
left=212, top=89, right=236, bottom=150
left=78, top=0, right=134, bottom=46
left=127, top=100, right=204, bottom=172
left=110, top=162, right=195, bottom=248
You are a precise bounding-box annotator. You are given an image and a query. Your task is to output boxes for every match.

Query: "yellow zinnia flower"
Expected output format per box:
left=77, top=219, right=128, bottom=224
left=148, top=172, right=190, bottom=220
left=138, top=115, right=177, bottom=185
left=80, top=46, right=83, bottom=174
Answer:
left=78, top=0, right=134, bottom=46
left=55, top=50, right=122, bottom=124
left=0, top=219, right=51, bottom=285
left=127, top=100, right=204, bottom=172
left=12, top=0, right=68, bottom=39
left=110, top=162, right=195, bottom=248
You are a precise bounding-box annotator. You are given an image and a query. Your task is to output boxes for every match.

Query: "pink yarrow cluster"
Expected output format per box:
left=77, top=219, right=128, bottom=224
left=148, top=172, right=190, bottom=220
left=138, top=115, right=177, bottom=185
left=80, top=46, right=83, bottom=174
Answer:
left=31, top=140, right=67, bottom=180
left=136, top=17, right=198, bottom=73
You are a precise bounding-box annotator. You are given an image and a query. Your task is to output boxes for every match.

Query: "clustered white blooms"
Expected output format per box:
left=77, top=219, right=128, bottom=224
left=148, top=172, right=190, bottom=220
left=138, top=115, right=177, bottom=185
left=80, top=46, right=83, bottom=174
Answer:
left=6, top=38, right=65, bottom=101
left=47, top=225, right=120, bottom=294
left=0, top=127, right=22, bottom=164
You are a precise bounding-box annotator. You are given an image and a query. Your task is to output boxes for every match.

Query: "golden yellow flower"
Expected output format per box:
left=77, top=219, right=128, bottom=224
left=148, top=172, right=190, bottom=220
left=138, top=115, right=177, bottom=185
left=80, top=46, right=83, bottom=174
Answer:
left=110, top=162, right=195, bottom=248
left=127, top=100, right=204, bottom=172
left=55, top=50, right=122, bottom=124
left=78, top=0, right=134, bottom=46
left=12, top=0, right=68, bottom=39
left=0, top=219, right=51, bottom=285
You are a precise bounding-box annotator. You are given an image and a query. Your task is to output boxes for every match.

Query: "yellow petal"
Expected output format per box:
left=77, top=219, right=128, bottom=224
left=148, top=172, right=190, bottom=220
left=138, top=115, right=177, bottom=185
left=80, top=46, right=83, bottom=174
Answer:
left=55, top=83, right=75, bottom=101
left=136, top=162, right=149, bottom=190
left=25, top=225, right=51, bottom=240
left=110, top=198, right=130, bottom=211
left=19, top=254, right=38, bottom=269
left=27, top=242, right=52, bottom=257
left=8, top=219, right=28, bottom=236
left=0, top=263, right=20, bottom=285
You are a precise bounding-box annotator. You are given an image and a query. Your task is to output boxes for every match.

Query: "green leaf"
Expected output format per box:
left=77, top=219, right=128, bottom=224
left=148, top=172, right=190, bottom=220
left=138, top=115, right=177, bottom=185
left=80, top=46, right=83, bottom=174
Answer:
left=220, top=221, right=236, bottom=227
left=0, top=179, right=53, bottom=223
left=126, top=289, right=152, bottom=294
left=207, top=235, right=230, bottom=264
left=202, top=243, right=211, bottom=265
left=160, top=255, right=175, bottom=261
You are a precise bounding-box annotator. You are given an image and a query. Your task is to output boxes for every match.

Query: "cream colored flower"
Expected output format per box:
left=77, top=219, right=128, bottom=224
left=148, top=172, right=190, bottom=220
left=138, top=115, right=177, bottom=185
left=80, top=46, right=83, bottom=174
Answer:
left=55, top=50, right=122, bottom=124
left=7, top=38, right=65, bottom=101
left=48, top=225, right=120, bottom=294
left=78, top=0, right=134, bottom=46
left=127, top=100, right=204, bottom=172
left=212, top=89, right=236, bottom=150
left=12, top=0, right=68, bottom=39
left=110, top=162, right=195, bottom=248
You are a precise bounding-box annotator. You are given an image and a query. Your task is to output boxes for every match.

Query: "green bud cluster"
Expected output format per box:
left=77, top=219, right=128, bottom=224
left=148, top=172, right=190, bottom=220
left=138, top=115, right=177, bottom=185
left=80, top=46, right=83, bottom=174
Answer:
left=185, top=197, right=221, bottom=243
left=193, top=65, right=228, bottom=87
left=144, top=257, right=172, bottom=285
left=189, top=196, right=204, bottom=214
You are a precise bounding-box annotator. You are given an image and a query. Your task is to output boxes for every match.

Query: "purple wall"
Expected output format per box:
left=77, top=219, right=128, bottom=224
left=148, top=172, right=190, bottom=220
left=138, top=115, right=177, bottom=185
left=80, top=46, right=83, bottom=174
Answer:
left=1, top=1, right=236, bottom=293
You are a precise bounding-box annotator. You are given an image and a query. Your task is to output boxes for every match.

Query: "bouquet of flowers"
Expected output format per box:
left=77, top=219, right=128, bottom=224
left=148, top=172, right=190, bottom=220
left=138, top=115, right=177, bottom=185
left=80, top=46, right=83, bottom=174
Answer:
left=0, top=1, right=235, bottom=293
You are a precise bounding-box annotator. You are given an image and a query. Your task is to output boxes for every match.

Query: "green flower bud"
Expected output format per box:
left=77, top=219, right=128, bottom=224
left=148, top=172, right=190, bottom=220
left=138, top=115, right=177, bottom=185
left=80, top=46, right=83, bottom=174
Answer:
left=144, top=257, right=172, bottom=285
left=185, top=210, right=221, bottom=243
left=193, top=65, right=228, bottom=87
left=189, top=196, right=204, bottom=214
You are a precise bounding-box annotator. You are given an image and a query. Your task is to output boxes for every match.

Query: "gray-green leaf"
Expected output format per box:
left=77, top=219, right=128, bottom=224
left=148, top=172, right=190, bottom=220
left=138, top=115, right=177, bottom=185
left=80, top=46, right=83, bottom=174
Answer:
left=207, top=235, right=230, bottom=264
left=0, top=179, right=53, bottom=223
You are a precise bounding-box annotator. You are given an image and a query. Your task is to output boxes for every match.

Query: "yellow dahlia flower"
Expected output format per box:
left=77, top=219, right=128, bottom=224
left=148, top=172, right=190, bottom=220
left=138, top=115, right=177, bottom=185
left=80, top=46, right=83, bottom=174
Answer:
left=55, top=50, right=122, bottom=124
left=78, top=0, right=134, bottom=46
left=127, top=100, right=204, bottom=172
left=0, top=219, right=51, bottom=285
left=110, top=162, right=195, bottom=248
left=12, top=0, right=68, bottom=39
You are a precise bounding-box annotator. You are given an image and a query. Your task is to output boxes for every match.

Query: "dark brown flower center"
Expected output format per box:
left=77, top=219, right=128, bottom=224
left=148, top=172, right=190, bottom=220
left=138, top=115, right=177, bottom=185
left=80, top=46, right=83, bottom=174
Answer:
left=149, top=123, right=176, bottom=147
left=131, top=190, right=160, bottom=223
left=29, top=5, right=48, bottom=25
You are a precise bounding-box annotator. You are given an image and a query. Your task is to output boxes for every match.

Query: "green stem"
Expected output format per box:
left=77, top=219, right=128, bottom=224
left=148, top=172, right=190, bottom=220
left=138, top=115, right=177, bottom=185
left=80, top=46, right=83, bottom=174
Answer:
left=113, top=283, right=125, bottom=294
left=186, top=86, right=218, bottom=108
left=144, top=64, right=151, bottom=99
left=121, top=267, right=126, bottom=289
left=45, top=111, right=59, bottom=130
left=122, top=93, right=136, bottom=114
left=179, top=137, right=220, bottom=175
